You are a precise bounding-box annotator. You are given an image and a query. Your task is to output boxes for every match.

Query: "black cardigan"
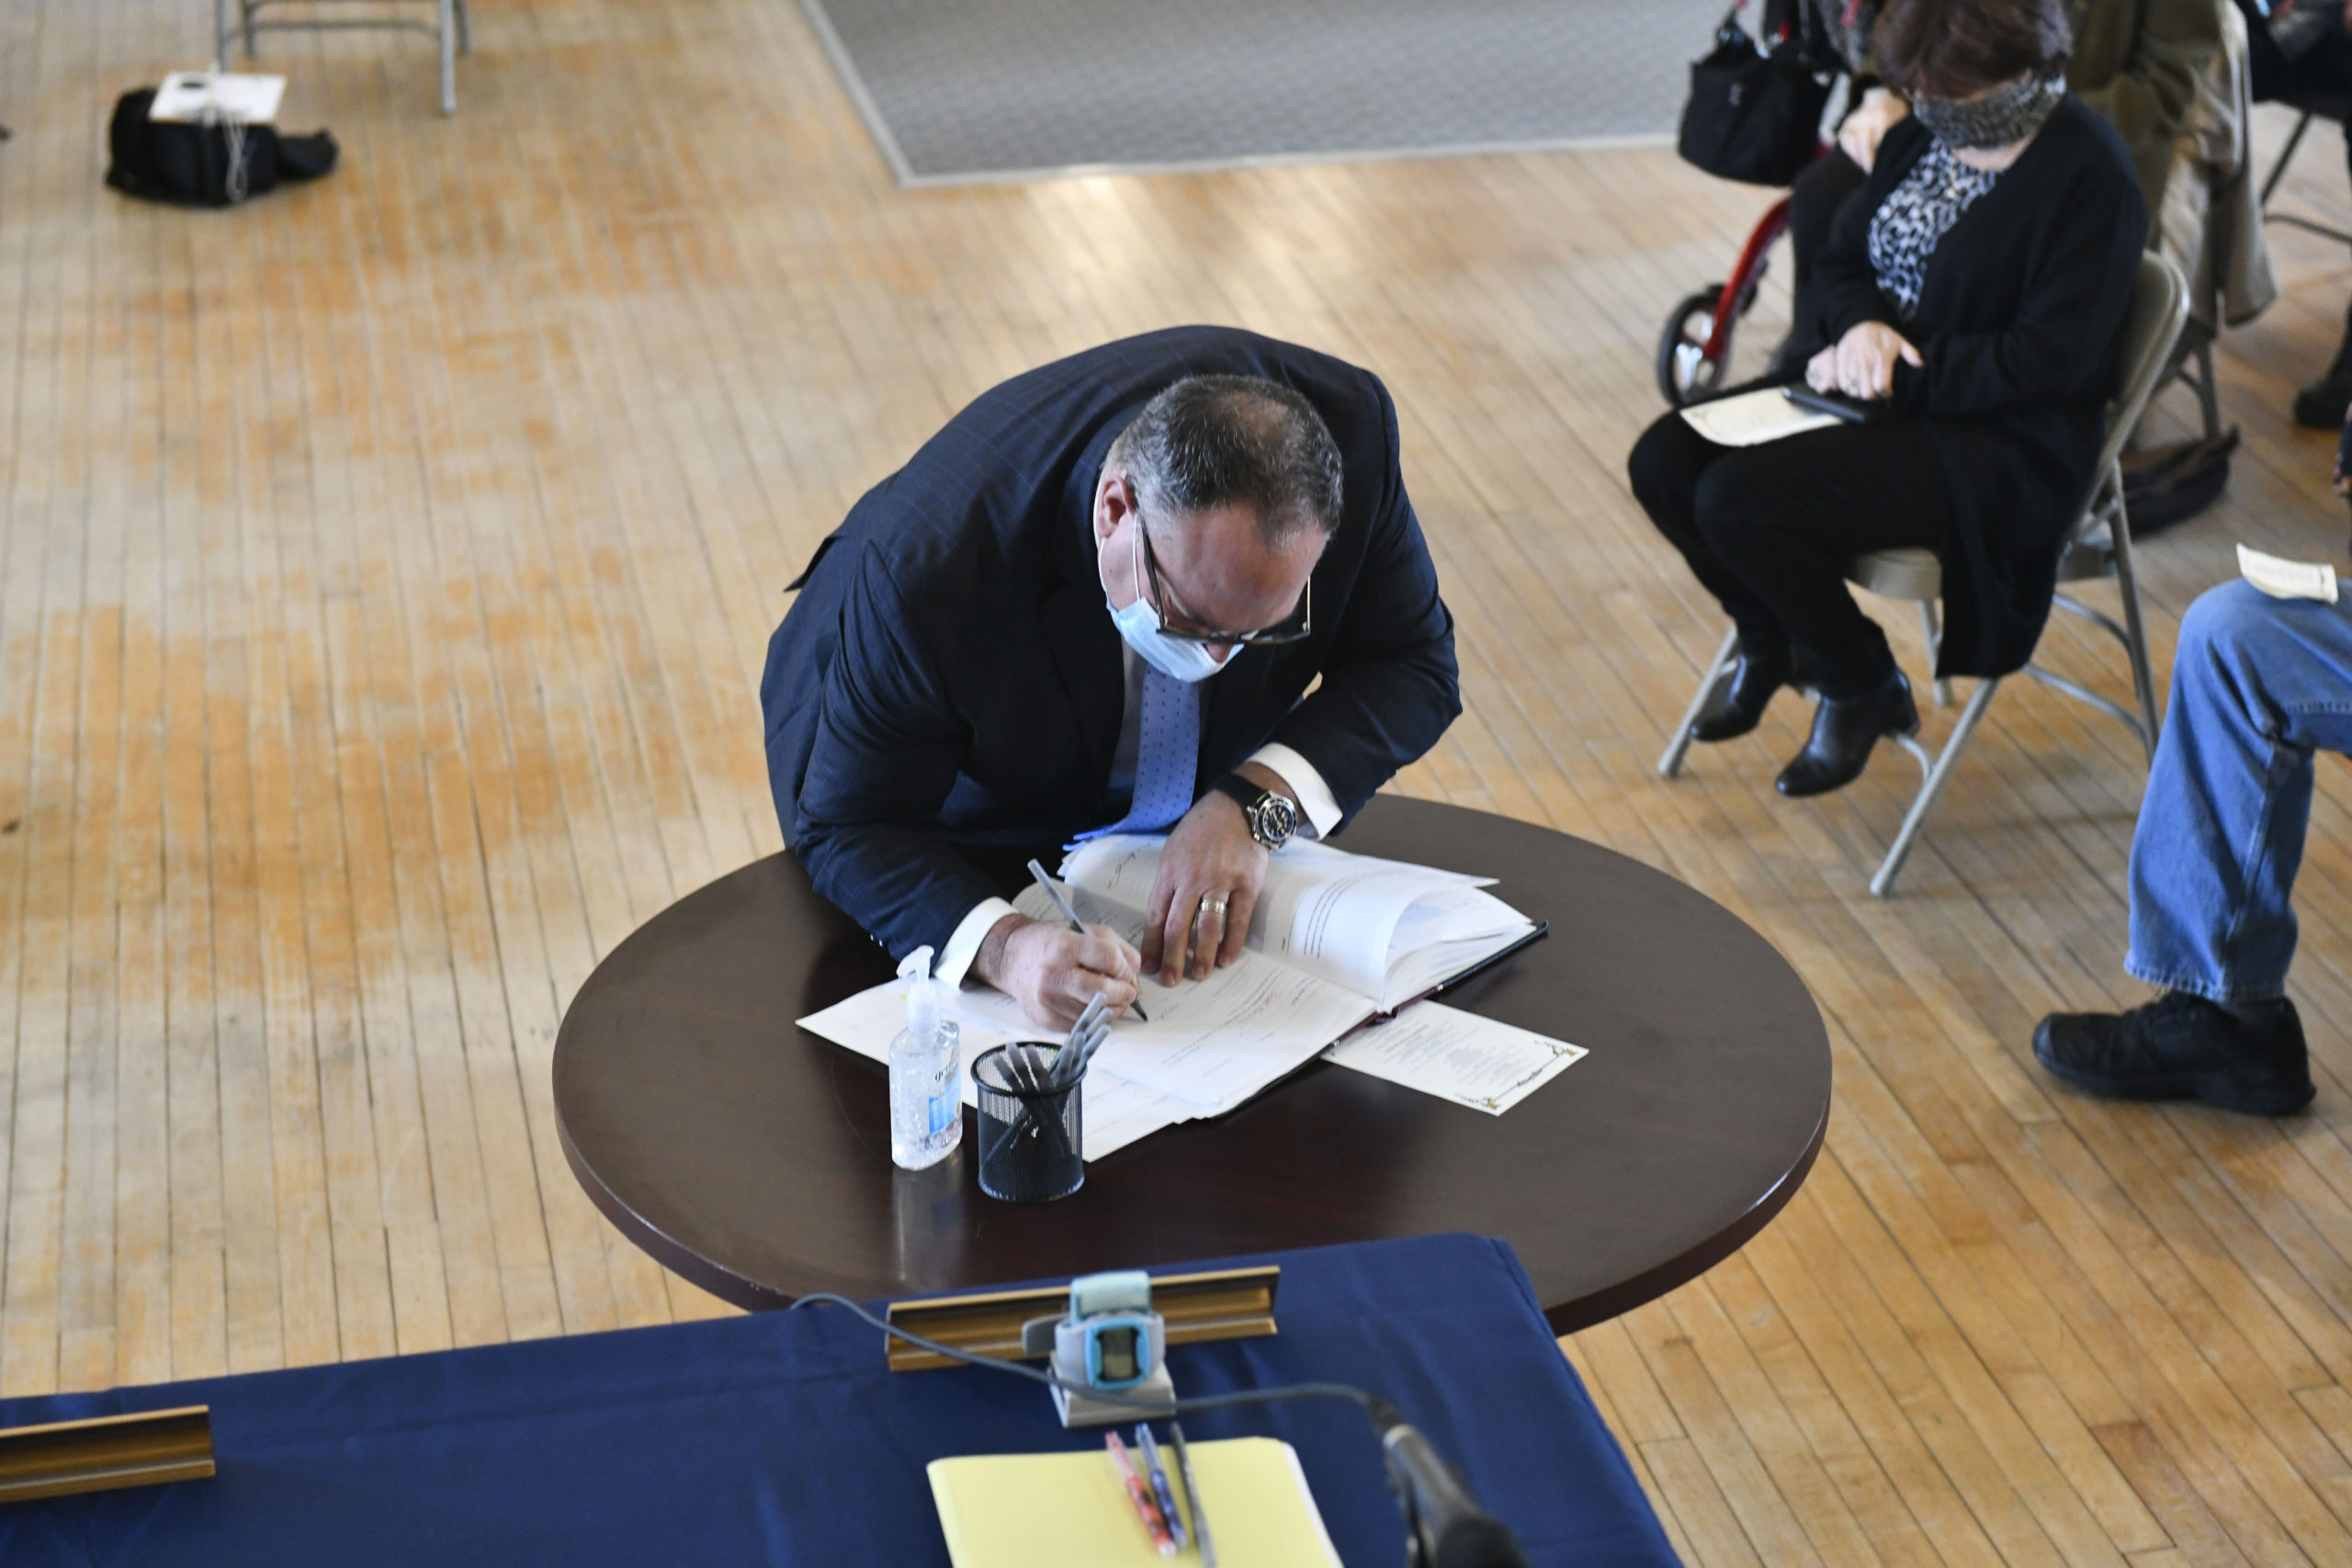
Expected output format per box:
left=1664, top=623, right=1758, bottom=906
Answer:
left=1809, top=97, right=2148, bottom=678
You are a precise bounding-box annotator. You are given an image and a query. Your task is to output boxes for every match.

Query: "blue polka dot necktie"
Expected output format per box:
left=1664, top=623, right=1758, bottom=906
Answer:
left=1075, top=668, right=1201, bottom=841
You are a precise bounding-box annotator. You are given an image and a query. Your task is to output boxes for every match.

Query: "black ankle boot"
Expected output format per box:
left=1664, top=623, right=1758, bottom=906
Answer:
left=1775, top=670, right=1917, bottom=797
left=1690, top=650, right=1794, bottom=743
left=2293, top=366, right=2352, bottom=430
left=2294, top=301, right=2352, bottom=429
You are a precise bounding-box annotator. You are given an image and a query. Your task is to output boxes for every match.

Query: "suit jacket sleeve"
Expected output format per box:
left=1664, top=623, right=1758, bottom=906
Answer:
left=1263, top=386, right=1462, bottom=820
left=1891, top=157, right=2147, bottom=419
left=789, top=539, right=1002, bottom=964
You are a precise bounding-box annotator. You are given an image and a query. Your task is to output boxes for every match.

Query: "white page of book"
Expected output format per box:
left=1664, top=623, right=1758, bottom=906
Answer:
left=794, top=980, right=1194, bottom=1159
left=1323, top=1001, right=1586, bottom=1114
left=1679, top=385, right=1841, bottom=447
left=1058, top=835, right=1509, bottom=1002
left=965, top=890, right=1375, bottom=1112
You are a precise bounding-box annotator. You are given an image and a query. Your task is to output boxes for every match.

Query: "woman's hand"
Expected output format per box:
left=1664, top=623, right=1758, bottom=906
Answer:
left=1837, top=87, right=1909, bottom=175
left=1830, top=321, right=1924, bottom=400
left=1805, top=346, right=1840, bottom=394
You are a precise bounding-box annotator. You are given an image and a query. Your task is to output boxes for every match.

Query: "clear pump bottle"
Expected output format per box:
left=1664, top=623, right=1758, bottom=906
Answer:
left=889, top=945, right=962, bottom=1170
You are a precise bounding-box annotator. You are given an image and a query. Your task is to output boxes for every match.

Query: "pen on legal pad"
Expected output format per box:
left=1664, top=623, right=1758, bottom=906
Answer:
left=1105, top=1430, right=1177, bottom=1557
left=1026, top=858, right=1148, bottom=1021
left=1136, top=1425, right=1190, bottom=1551
left=1170, top=1422, right=1216, bottom=1568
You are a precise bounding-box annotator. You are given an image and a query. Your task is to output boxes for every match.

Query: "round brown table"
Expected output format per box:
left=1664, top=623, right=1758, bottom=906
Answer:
left=554, top=797, right=1830, bottom=1333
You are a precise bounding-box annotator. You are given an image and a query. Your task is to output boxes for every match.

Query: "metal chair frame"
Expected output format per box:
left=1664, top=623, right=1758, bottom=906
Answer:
left=2258, top=104, right=2352, bottom=247
left=1657, top=253, right=2189, bottom=897
left=215, top=0, right=470, bottom=116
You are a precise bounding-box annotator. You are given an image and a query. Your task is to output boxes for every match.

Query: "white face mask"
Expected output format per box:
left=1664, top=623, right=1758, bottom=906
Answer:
left=1099, top=518, right=1230, bottom=683
left=1108, top=592, right=1228, bottom=682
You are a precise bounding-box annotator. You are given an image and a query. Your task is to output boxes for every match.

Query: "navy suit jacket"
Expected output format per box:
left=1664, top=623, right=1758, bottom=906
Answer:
left=760, top=326, right=1462, bottom=961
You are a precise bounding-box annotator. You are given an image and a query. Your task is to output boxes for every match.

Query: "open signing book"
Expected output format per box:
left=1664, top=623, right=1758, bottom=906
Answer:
left=797, top=835, right=1580, bottom=1158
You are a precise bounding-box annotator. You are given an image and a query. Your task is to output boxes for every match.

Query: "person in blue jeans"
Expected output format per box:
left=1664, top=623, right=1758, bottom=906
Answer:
left=2033, top=578, right=2344, bottom=1113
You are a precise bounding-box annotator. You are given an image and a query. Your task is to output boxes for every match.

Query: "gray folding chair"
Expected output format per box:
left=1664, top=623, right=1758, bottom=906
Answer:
left=2258, top=96, right=2352, bottom=247
left=216, top=0, right=470, bottom=116
left=1657, top=251, right=2190, bottom=897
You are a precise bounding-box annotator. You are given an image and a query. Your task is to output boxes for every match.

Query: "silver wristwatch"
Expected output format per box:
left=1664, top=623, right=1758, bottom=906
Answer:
left=1213, top=774, right=1298, bottom=850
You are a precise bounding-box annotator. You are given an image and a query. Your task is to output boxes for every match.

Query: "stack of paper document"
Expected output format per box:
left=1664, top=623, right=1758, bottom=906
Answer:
left=1678, top=384, right=1841, bottom=447
left=795, top=837, right=1585, bottom=1156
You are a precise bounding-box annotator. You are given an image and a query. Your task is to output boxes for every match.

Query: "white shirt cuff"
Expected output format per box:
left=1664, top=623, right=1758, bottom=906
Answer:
left=1246, top=743, right=1343, bottom=840
left=937, top=897, right=1020, bottom=988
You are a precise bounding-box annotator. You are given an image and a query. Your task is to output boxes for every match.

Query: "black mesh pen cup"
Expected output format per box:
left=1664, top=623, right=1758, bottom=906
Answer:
left=973, top=1045, right=1084, bottom=1202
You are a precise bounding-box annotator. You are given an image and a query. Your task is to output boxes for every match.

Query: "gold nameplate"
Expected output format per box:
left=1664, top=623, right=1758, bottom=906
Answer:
left=883, top=1265, right=1280, bottom=1372
left=0, top=1405, right=216, bottom=1506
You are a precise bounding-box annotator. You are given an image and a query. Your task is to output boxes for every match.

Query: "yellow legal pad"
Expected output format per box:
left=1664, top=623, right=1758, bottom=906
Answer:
left=929, top=1436, right=1342, bottom=1568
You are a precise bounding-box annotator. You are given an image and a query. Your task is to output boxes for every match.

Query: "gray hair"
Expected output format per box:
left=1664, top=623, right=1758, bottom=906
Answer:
left=1106, top=375, right=1344, bottom=546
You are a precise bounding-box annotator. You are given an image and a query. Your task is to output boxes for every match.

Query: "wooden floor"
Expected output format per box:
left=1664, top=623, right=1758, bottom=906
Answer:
left=12, top=0, right=2352, bottom=1561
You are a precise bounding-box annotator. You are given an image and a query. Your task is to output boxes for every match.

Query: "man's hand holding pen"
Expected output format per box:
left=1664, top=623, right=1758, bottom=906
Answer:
left=974, top=918, right=1143, bottom=1030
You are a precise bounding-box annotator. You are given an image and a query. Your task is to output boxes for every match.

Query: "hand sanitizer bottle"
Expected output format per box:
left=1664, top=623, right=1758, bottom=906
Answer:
left=889, top=945, right=962, bottom=1170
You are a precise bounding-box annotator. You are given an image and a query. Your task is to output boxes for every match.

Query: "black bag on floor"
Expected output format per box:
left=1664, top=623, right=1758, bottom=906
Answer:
left=104, top=87, right=337, bottom=208
left=2121, top=428, right=2238, bottom=539
left=1678, top=3, right=1833, bottom=187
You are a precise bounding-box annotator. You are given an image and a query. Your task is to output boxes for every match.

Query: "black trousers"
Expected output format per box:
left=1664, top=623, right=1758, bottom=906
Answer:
left=2240, top=1, right=2352, bottom=351
left=1627, top=409, right=1954, bottom=698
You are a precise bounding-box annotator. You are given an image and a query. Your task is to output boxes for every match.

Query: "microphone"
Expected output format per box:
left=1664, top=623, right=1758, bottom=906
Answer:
left=1380, top=1420, right=1532, bottom=1568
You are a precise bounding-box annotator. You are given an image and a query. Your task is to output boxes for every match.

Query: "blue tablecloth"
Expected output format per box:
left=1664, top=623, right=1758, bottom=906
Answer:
left=0, top=1234, right=1676, bottom=1567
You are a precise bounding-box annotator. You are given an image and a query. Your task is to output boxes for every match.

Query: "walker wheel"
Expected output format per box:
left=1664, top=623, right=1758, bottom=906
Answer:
left=1657, top=287, right=1730, bottom=408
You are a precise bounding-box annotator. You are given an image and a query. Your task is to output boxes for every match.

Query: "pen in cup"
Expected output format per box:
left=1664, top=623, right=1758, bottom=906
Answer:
left=1136, top=1425, right=1190, bottom=1552
left=1026, top=858, right=1148, bottom=1021
left=1106, top=1429, right=1177, bottom=1557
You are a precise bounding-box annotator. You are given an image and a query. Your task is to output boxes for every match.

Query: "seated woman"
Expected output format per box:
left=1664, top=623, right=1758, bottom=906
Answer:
left=1785, top=0, right=2211, bottom=355
left=1628, top=0, right=2149, bottom=797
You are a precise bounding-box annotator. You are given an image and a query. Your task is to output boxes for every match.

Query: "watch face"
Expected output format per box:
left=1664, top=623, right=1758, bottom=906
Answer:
left=1253, top=795, right=1296, bottom=845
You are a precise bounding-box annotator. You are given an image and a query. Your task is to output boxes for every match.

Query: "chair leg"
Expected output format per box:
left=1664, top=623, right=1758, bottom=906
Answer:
left=2107, top=478, right=2161, bottom=761
left=241, top=0, right=256, bottom=58
left=2260, top=110, right=2314, bottom=213
left=2192, top=342, right=2221, bottom=445
left=440, top=0, right=458, bottom=114
left=214, top=0, right=228, bottom=69
left=1658, top=627, right=1739, bottom=780
left=1917, top=601, right=1952, bottom=707
left=456, top=0, right=471, bottom=54
left=1871, top=676, right=2001, bottom=897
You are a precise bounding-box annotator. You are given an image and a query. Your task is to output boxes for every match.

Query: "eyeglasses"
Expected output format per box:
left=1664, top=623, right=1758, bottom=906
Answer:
left=1135, top=512, right=1313, bottom=647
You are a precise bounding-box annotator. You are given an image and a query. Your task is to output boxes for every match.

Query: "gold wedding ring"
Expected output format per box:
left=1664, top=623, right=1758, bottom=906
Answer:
left=1198, top=897, right=1228, bottom=920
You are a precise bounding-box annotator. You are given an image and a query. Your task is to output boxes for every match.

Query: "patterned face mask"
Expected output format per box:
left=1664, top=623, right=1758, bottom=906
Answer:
left=1910, top=73, right=2065, bottom=150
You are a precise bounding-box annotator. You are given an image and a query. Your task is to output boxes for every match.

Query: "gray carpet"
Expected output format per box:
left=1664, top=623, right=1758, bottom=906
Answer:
left=800, top=0, right=1729, bottom=185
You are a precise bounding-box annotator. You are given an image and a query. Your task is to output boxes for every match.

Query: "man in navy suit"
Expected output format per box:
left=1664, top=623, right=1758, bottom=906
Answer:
left=761, top=327, right=1461, bottom=1026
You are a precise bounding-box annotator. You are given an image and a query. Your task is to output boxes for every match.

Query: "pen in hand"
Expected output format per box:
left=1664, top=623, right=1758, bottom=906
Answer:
left=1026, top=858, right=1148, bottom=1022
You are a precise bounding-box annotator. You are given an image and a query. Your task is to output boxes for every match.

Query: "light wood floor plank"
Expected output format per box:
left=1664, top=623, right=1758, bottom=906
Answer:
left=21, top=6, right=2352, bottom=1564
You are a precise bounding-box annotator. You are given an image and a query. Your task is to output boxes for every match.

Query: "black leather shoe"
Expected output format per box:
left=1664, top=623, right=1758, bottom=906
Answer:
left=1690, top=653, right=1794, bottom=743
left=2294, top=365, right=2352, bottom=430
left=2033, top=992, right=2314, bottom=1115
left=1774, top=671, right=1917, bottom=797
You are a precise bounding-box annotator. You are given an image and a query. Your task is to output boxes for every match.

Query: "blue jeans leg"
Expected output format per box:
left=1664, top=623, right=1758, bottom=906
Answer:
left=2127, top=581, right=2352, bottom=1002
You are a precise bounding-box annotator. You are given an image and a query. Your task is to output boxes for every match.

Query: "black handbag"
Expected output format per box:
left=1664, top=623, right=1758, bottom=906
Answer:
left=104, top=87, right=337, bottom=209
left=1676, top=3, right=1834, bottom=187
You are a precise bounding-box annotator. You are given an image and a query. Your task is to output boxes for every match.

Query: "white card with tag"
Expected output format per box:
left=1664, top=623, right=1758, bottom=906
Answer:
left=150, top=72, right=286, bottom=126
left=2238, top=544, right=2339, bottom=604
